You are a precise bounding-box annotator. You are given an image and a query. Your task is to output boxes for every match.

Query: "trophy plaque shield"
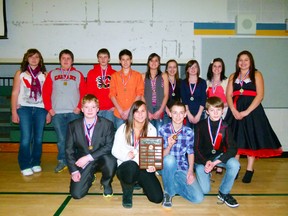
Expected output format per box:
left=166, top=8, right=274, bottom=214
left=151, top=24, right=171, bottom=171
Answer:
left=139, top=137, right=163, bottom=170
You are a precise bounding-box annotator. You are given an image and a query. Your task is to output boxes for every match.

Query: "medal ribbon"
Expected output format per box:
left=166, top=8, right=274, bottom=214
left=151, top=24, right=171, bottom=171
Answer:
left=61, top=67, right=71, bottom=81
left=120, top=70, right=132, bottom=89
left=170, top=124, right=183, bottom=138
left=151, top=76, right=157, bottom=92
left=101, top=67, right=107, bottom=85
left=131, top=130, right=142, bottom=149
left=208, top=118, right=222, bottom=150
left=168, top=77, right=176, bottom=94
left=212, top=80, right=218, bottom=94
left=239, top=70, right=250, bottom=87
left=189, top=82, right=197, bottom=97
left=84, top=117, right=97, bottom=149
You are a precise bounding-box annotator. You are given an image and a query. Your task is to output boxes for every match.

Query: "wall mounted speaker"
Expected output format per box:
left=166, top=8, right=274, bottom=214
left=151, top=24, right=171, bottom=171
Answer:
left=236, top=15, right=256, bottom=35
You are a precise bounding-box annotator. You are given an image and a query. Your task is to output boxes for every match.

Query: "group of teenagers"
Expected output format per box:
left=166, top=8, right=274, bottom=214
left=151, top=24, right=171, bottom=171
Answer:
left=11, top=47, right=282, bottom=209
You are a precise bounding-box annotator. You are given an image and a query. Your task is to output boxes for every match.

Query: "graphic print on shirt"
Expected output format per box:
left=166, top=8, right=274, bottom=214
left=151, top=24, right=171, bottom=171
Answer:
left=96, top=75, right=111, bottom=89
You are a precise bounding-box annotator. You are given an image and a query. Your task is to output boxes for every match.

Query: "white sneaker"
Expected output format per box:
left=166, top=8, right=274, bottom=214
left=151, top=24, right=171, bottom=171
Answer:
left=32, top=166, right=42, bottom=173
left=21, top=168, right=33, bottom=176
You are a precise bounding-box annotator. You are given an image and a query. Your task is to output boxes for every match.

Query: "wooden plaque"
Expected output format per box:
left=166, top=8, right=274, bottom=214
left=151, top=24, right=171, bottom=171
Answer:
left=139, top=137, right=163, bottom=170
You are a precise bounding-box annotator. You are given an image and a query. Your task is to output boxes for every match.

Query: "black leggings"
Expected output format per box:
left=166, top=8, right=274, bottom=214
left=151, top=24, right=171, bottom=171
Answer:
left=116, top=160, right=163, bottom=203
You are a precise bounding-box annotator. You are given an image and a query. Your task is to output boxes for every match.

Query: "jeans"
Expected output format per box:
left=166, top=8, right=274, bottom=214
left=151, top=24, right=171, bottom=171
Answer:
left=195, top=157, right=240, bottom=194
left=52, top=113, right=80, bottom=163
left=114, top=116, right=125, bottom=130
left=98, top=110, right=115, bottom=128
left=17, top=106, right=47, bottom=170
left=162, top=155, right=204, bottom=203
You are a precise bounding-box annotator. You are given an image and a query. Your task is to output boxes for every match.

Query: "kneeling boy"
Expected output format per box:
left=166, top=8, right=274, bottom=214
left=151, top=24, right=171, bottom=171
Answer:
left=194, top=96, right=240, bottom=208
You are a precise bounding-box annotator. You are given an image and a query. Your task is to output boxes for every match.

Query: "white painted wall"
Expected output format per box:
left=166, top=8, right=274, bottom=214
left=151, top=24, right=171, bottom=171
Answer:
left=0, top=0, right=287, bottom=151
left=0, top=0, right=287, bottom=63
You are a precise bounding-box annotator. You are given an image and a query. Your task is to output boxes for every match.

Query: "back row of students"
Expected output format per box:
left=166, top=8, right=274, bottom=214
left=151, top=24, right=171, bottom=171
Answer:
left=11, top=48, right=282, bottom=208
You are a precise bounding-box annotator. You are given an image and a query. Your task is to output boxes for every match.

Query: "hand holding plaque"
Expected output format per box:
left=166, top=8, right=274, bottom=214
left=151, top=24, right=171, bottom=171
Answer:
left=139, top=137, right=163, bottom=170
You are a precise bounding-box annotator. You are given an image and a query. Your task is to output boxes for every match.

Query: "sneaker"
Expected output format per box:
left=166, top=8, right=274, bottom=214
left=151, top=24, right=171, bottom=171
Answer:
left=103, top=185, right=113, bottom=197
left=32, top=166, right=42, bottom=173
left=54, top=161, right=67, bottom=173
left=21, top=168, right=33, bottom=176
left=217, top=191, right=239, bottom=208
left=162, top=193, right=172, bottom=208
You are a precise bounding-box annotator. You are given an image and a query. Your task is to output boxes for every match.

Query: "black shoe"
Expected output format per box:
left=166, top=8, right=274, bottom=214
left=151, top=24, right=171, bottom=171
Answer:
left=218, top=191, right=239, bottom=208
left=242, top=170, right=254, bottom=183
left=162, top=193, right=172, bottom=208
left=103, top=185, right=113, bottom=197
left=122, top=190, right=133, bottom=208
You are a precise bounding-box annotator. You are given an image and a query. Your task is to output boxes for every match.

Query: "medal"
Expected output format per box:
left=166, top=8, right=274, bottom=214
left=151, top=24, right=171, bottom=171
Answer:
left=84, top=117, right=97, bottom=151
left=170, top=124, right=183, bottom=142
left=189, top=82, right=197, bottom=102
left=239, top=70, right=250, bottom=92
left=120, top=70, right=132, bottom=92
left=101, top=67, right=107, bottom=87
left=169, top=78, right=176, bottom=97
left=28, top=65, right=40, bottom=87
left=61, top=67, right=71, bottom=85
left=208, top=118, right=223, bottom=154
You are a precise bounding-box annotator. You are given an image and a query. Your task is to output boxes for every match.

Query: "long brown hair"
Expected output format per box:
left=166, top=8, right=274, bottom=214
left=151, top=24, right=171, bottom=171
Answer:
left=125, top=100, right=149, bottom=145
left=165, top=59, right=179, bottom=80
left=185, top=59, right=200, bottom=84
left=233, top=50, right=257, bottom=84
left=20, top=48, right=46, bottom=73
left=145, top=53, right=162, bottom=79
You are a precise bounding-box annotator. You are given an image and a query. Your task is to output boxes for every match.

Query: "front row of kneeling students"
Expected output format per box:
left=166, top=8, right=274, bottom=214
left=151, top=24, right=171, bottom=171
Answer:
left=67, top=94, right=240, bottom=209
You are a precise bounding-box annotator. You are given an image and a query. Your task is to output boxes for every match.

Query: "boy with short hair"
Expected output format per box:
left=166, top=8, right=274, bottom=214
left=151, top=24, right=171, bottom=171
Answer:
left=65, top=94, right=117, bottom=199
left=159, top=101, right=204, bottom=208
left=109, top=49, right=144, bottom=129
left=194, top=96, right=240, bottom=208
left=42, top=49, right=86, bottom=173
left=86, top=48, right=116, bottom=125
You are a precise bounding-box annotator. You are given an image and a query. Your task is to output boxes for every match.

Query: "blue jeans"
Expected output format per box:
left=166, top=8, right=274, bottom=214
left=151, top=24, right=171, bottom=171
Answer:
left=114, top=116, right=125, bottom=129
left=17, top=106, right=47, bottom=170
left=52, top=113, right=80, bottom=163
left=195, top=157, right=240, bottom=194
left=161, top=155, right=204, bottom=203
left=98, top=110, right=115, bottom=128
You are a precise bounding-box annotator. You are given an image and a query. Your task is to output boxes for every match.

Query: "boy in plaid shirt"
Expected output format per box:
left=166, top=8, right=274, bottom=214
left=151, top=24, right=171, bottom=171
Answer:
left=159, top=101, right=203, bottom=208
